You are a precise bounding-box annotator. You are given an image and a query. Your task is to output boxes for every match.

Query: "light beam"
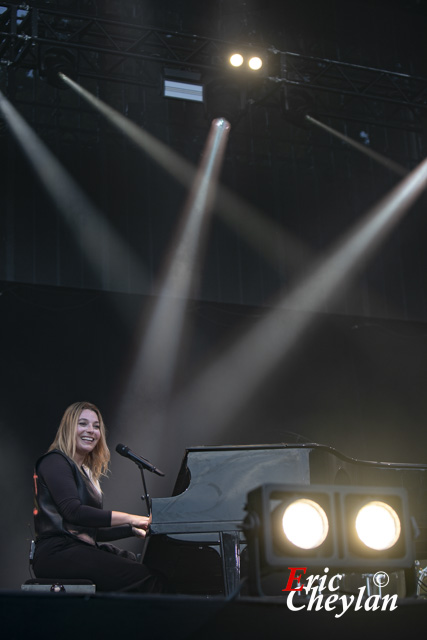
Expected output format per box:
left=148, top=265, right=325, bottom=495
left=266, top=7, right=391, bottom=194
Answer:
left=117, top=118, right=231, bottom=442
left=0, top=90, right=147, bottom=295
left=306, top=115, right=408, bottom=177
left=59, top=73, right=310, bottom=279
left=167, top=154, right=427, bottom=443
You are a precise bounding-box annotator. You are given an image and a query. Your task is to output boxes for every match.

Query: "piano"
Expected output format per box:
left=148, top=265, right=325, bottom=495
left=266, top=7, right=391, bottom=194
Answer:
left=144, top=443, right=427, bottom=595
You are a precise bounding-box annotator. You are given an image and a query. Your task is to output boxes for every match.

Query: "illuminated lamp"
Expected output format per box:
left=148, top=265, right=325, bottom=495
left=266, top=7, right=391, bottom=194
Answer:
left=41, top=48, right=77, bottom=88
left=355, top=501, right=401, bottom=551
left=163, top=68, right=203, bottom=103
left=229, top=53, right=244, bottom=68
left=280, top=86, right=315, bottom=129
left=343, top=491, right=409, bottom=563
left=227, top=51, right=265, bottom=73
left=203, top=76, right=246, bottom=126
left=248, top=56, right=263, bottom=71
left=281, top=498, right=329, bottom=549
left=243, top=484, right=415, bottom=596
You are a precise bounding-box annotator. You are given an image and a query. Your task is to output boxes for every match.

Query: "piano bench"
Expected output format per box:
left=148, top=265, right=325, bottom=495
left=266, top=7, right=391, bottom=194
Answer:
left=21, top=578, right=96, bottom=594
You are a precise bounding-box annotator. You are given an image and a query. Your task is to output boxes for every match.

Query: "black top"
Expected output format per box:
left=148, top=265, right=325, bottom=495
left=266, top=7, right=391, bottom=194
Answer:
left=34, top=450, right=132, bottom=542
left=37, top=451, right=111, bottom=527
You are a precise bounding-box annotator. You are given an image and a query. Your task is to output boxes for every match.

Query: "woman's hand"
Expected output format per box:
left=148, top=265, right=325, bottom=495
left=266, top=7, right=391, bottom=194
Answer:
left=130, top=514, right=152, bottom=530
left=111, top=510, right=152, bottom=530
left=131, top=513, right=151, bottom=538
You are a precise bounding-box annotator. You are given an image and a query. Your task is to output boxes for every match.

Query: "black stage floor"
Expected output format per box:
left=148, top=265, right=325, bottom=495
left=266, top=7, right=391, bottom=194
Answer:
left=1, top=591, right=427, bottom=639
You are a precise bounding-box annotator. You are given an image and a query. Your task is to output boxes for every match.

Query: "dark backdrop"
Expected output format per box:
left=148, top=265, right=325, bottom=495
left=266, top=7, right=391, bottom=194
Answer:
left=1, top=282, right=427, bottom=588
left=1, top=0, right=427, bottom=589
left=1, top=0, right=427, bottom=319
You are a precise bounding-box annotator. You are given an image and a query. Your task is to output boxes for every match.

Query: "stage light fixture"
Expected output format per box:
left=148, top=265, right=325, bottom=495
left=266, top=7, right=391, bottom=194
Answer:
left=248, top=56, right=263, bottom=71
left=163, top=68, right=203, bottom=103
left=163, top=79, right=203, bottom=102
left=355, top=501, right=401, bottom=551
left=227, top=52, right=264, bottom=73
left=243, top=483, right=416, bottom=595
left=229, top=53, right=244, bottom=68
left=281, top=498, right=329, bottom=550
left=40, top=48, right=77, bottom=88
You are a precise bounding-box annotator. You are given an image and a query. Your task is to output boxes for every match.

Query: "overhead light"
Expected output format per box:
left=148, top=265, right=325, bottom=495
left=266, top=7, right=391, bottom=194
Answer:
left=230, top=53, right=244, bottom=68
left=41, top=47, right=77, bottom=88
left=163, top=68, right=203, bottom=103
left=163, top=79, right=203, bottom=102
left=227, top=51, right=265, bottom=73
left=248, top=56, right=263, bottom=71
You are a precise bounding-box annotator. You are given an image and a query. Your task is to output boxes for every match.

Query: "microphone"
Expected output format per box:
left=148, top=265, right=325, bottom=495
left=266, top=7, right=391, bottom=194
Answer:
left=115, top=443, right=165, bottom=477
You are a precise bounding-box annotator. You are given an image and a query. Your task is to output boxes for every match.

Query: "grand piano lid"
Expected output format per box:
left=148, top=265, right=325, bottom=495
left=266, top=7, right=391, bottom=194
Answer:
left=151, top=445, right=311, bottom=529
left=153, top=443, right=427, bottom=527
left=180, top=441, right=427, bottom=466
left=173, top=442, right=427, bottom=494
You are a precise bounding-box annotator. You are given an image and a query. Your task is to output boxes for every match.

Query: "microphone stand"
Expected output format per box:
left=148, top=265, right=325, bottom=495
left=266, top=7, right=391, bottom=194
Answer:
left=116, top=445, right=165, bottom=563
left=138, top=462, right=152, bottom=515
left=136, top=462, right=152, bottom=565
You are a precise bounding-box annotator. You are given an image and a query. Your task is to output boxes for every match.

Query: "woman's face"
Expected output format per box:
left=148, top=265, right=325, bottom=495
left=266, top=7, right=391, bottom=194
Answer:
left=74, top=408, right=101, bottom=464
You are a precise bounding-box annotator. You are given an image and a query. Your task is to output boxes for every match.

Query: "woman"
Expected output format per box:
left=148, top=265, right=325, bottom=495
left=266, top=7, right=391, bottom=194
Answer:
left=32, top=401, right=160, bottom=592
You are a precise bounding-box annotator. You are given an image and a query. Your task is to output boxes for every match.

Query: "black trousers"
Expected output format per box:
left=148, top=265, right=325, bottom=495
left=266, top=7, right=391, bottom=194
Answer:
left=33, top=535, right=162, bottom=592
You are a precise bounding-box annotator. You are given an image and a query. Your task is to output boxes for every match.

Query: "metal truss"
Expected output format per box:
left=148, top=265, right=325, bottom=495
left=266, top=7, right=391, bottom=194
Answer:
left=1, top=2, right=427, bottom=125
left=276, top=51, right=427, bottom=126
left=279, top=52, right=427, bottom=110
left=0, top=2, right=228, bottom=88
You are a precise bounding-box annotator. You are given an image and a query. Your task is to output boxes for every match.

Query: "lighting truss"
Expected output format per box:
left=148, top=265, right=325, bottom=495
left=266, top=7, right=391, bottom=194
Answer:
left=0, top=2, right=426, bottom=126
left=277, top=51, right=427, bottom=127
left=0, top=2, right=227, bottom=88
left=279, top=51, right=427, bottom=112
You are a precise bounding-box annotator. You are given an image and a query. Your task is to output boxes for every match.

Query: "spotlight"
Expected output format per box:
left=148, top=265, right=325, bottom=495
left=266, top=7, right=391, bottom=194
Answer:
left=344, top=492, right=408, bottom=561
left=163, top=68, right=203, bottom=103
left=229, top=53, right=244, bottom=68
left=281, top=498, right=329, bottom=550
left=248, top=56, right=263, bottom=71
left=204, top=77, right=246, bottom=125
left=41, top=48, right=77, bottom=88
left=227, top=52, right=265, bottom=73
left=243, top=483, right=416, bottom=595
left=355, top=501, right=401, bottom=551
left=280, top=86, right=315, bottom=129
left=164, top=80, right=203, bottom=103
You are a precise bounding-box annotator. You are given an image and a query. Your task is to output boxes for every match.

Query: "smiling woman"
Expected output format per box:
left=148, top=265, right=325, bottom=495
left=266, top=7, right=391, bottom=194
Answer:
left=74, top=408, right=102, bottom=467
left=32, top=401, right=163, bottom=592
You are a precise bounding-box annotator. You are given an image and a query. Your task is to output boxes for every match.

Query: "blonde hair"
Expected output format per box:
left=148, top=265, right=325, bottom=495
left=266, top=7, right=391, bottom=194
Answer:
left=48, top=401, right=110, bottom=481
